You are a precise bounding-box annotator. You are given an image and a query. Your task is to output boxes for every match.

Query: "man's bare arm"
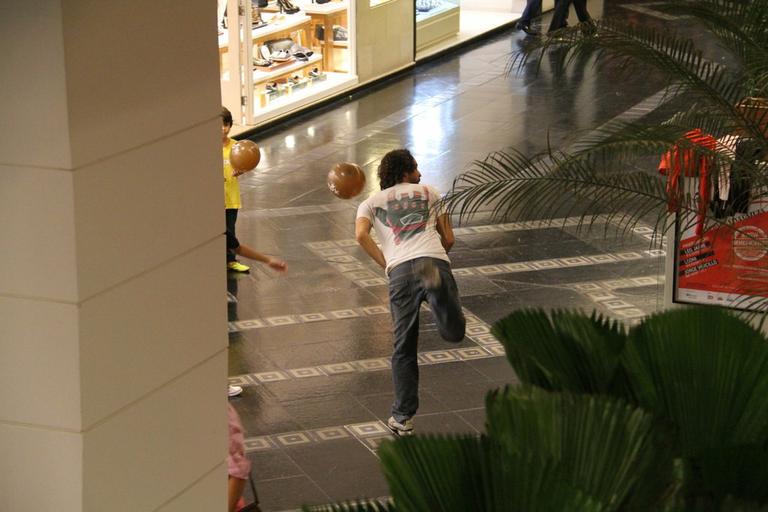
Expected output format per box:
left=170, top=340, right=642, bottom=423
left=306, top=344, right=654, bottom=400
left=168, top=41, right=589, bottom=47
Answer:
left=355, top=217, right=386, bottom=269
left=435, top=213, right=455, bottom=253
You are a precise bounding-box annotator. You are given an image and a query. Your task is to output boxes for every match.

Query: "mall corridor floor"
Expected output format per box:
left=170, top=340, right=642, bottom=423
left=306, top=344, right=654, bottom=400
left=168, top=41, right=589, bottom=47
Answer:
left=227, top=4, right=674, bottom=510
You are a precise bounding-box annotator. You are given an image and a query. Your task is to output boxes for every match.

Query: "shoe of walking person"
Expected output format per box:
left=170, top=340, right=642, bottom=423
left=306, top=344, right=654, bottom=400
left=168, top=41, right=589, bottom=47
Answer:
left=228, top=385, right=243, bottom=398
left=387, top=416, right=414, bottom=436
left=517, top=22, right=540, bottom=36
left=228, top=261, right=250, bottom=273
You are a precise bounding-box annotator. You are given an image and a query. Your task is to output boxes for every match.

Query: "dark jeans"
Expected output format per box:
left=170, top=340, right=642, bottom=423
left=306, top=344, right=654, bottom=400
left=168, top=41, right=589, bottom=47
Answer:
left=519, top=0, right=542, bottom=25
left=388, top=257, right=466, bottom=422
left=548, top=0, right=591, bottom=31
left=225, top=208, right=239, bottom=263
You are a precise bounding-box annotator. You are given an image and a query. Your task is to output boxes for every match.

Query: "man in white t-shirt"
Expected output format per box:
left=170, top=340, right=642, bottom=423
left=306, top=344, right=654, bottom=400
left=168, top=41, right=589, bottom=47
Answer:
left=355, top=149, right=466, bottom=436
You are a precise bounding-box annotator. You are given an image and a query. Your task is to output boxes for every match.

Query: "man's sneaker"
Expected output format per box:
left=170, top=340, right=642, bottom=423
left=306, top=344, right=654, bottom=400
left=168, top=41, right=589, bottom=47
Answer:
left=228, top=385, right=243, bottom=398
left=387, top=416, right=414, bottom=436
left=414, top=259, right=441, bottom=290
left=228, top=261, right=250, bottom=273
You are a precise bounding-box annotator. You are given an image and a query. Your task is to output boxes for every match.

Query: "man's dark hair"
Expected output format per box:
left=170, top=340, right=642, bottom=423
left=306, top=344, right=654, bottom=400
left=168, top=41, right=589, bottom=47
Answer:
left=221, top=107, right=233, bottom=126
left=377, top=149, right=417, bottom=189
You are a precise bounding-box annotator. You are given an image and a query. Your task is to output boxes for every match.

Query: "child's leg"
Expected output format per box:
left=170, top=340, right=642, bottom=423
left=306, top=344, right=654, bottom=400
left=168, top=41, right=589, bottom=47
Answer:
left=225, top=209, right=239, bottom=263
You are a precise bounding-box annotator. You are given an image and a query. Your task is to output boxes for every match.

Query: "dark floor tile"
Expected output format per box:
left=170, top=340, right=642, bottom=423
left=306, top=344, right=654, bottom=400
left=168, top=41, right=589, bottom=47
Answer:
left=252, top=475, right=330, bottom=511
left=281, top=392, right=378, bottom=430
left=455, top=408, right=488, bottom=434
left=424, top=379, right=498, bottom=412
left=414, top=411, right=479, bottom=436
left=284, top=439, right=390, bottom=502
left=337, top=370, right=396, bottom=397
left=465, top=356, right=519, bottom=384
left=248, top=449, right=304, bottom=481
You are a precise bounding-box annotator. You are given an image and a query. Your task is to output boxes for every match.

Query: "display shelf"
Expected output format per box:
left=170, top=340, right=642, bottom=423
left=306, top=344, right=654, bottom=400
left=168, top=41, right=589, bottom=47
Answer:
left=317, top=39, right=348, bottom=47
left=264, top=1, right=347, bottom=15
left=416, top=1, right=458, bottom=22
left=265, top=1, right=348, bottom=71
left=253, top=13, right=312, bottom=38
left=295, top=0, right=347, bottom=15
left=250, top=72, right=357, bottom=125
left=416, top=3, right=460, bottom=51
left=252, top=53, right=323, bottom=82
left=218, top=14, right=311, bottom=50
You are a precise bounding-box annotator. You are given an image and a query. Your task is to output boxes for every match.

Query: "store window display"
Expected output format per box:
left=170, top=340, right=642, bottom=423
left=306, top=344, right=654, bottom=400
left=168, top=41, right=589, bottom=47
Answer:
left=219, top=0, right=356, bottom=128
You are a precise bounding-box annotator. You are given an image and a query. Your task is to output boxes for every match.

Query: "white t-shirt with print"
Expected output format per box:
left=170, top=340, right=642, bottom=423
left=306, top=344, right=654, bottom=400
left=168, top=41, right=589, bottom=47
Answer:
left=356, top=183, right=450, bottom=274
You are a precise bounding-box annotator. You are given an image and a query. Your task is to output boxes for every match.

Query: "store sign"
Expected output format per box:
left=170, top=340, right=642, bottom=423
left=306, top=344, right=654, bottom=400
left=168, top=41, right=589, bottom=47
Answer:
left=675, top=210, right=768, bottom=310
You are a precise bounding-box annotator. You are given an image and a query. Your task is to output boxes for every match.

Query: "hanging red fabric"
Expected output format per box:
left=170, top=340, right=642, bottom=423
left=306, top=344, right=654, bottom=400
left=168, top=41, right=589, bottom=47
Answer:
left=658, top=128, right=717, bottom=235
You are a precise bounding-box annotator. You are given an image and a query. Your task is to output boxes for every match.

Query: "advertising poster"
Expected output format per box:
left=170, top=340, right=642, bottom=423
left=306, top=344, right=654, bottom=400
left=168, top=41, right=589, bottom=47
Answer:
left=675, top=210, right=768, bottom=310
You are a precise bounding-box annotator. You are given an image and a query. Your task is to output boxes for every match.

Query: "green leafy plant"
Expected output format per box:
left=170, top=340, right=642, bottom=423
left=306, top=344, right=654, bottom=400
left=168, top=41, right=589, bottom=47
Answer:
left=307, top=307, right=768, bottom=511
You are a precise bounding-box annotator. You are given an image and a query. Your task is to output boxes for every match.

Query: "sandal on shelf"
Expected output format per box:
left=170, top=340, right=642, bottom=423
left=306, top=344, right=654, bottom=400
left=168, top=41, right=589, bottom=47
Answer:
left=290, top=44, right=313, bottom=60
left=270, top=49, right=292, bottom=62
left=253, top=58, right=272, bottom=68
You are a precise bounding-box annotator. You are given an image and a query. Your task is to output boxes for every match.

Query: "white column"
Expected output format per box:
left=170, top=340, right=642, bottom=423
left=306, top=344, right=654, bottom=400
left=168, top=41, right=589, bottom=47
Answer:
left=0, top=1, right=228, bottom=510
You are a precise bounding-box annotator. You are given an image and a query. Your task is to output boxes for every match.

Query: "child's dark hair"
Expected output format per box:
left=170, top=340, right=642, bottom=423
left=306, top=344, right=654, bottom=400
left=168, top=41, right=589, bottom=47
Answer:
left=221, top=107, right=233, bottom=126
left=377, top=149, right=417, bottom=189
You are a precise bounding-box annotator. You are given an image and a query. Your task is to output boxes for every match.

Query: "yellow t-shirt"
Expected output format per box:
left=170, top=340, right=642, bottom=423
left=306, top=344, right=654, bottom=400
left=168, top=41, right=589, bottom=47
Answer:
left=223, top=138, right=241, bottom=209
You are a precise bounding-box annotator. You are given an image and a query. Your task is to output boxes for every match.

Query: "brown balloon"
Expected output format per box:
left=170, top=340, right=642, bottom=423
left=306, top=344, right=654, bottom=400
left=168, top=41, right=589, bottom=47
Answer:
left=230, top=140, right=261, bottom=172
left=327, top=162, right=366, bottom=199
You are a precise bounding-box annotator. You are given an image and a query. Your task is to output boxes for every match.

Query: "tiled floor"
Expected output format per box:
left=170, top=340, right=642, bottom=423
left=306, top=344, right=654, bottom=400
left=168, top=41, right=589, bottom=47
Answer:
left=227, top=2, right=679, bottom=510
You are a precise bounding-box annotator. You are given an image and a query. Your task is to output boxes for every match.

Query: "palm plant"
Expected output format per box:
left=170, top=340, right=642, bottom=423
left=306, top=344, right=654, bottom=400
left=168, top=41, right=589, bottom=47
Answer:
left=306, top=307, right=768, bottom=511
left=307, top=307, right=768, bottom=511
left=442, top=0, right=768, bottom=311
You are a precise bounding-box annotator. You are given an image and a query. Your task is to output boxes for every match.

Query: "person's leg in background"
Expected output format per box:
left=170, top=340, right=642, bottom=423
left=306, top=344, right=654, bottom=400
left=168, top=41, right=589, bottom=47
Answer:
left=548, top=0, right=572, bottom=33
left=572, top=0, right=592, bottom=23
left=517, top=0, right=543, bottom=35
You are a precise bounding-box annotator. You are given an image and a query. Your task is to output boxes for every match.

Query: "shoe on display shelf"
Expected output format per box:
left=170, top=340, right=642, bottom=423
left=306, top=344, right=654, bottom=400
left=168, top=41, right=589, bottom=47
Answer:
left=290, top=43, right=313, bottom=60
left=332, top=25, right=348, bottom=41
left=416, top=0, right=440, bottom=12
left=228, top=385, right=243, bottom=398
left=277, top=0, right=300, bottom=14
left=270, top=49, right=293, bottom=62
left=308, top=67, right=326, bottom=81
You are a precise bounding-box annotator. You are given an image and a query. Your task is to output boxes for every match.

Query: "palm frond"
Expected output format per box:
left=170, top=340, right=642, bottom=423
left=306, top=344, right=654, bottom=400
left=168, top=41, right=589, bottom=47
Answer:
left=377, top=435, right=605, bottom=511
left=490, top=309, right=630, bottom=395
left=443, top=149, right=677, bottom=238
left=624, top=306, right=768, bottom=452
left=485, top=387, right=674, bottom=510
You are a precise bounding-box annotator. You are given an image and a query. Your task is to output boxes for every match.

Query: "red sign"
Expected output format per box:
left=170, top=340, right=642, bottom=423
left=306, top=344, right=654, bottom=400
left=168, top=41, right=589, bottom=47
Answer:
left=676, top=211, right=768, bottom=309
